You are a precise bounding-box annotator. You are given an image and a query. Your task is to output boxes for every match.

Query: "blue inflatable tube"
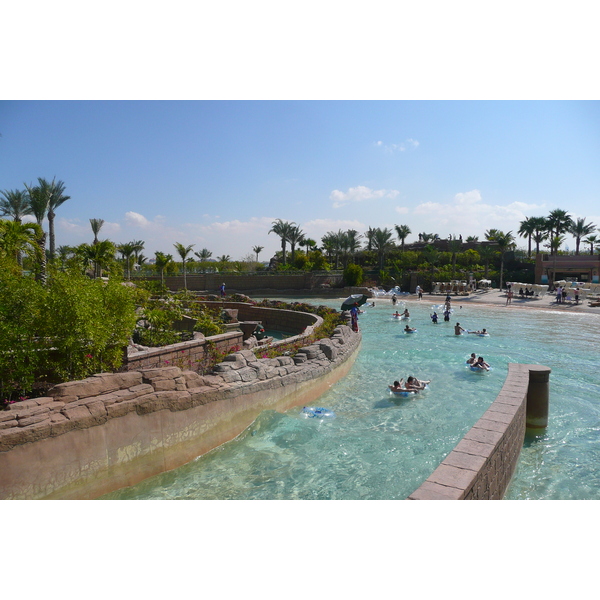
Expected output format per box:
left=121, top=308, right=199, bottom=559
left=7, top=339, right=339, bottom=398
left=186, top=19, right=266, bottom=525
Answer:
left=302, top=406, right=335, bottom=419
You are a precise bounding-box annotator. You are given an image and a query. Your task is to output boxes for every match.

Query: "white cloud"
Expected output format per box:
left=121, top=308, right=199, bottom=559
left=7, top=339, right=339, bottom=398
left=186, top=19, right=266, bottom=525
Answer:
left=374, top=139, right=419, bottom=153
left=125, top=211, right=152, bottom=228
left=330, top=185, right=400, bottom=208
left=395, top=206, right=409, bottom=215
left=408, top=190, right=547, bottom=240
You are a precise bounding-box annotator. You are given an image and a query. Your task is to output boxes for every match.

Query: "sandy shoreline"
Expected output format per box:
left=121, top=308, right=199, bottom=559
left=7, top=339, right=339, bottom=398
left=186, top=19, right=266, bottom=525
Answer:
left=385, top=288, right=600, bottom=316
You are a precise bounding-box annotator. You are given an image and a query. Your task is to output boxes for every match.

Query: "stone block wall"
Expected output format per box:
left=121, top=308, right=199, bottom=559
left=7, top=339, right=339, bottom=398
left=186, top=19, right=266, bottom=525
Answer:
left=125, top=331, right=244, bottom=372
left=408, top=363, right=547, bottom=500
left=123, top=303, right=322, bottom=373
left=0, top=325, right=360, bottom=500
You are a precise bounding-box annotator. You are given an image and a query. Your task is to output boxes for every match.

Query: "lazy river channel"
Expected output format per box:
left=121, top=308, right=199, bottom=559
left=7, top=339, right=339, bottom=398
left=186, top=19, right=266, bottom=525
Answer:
left=101, top=297, right=600, bottom=500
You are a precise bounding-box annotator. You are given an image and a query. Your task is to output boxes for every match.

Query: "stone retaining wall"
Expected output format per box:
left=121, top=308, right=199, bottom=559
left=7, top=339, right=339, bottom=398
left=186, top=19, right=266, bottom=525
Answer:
left=0, top=325, right=360, bottom=500
left=124, top=303, right=322, bottom=372
left=408, top=363, right=550, bottom=500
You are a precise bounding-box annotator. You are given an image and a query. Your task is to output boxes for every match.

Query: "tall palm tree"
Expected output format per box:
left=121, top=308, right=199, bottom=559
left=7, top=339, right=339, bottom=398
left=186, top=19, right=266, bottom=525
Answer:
left=24, top=178, right=52, bottom=284
left=477, top=244, right=497, bottom=279
left=173, top=242, right=195, bottom=290
left=90, top=218, right=105, bottom=244
left=518, top=216, right=539, bottom=259
left=422, top=244, right=441, bottom=288
left=545, top=209, right=573, bottom=255
left=569, top=217, right=597, bottom=255
left=493, top=230, right=516, bottom=291
left=117, top=242, right=136, bottom=280
left=343, top=229, right=363, bottom=265
left=364, top=227, right=376, bottom=252
left=0, top=189, right=32, bottom=223
left=447, top=237, right=463, bottom=279
left=46, top=178, right=70, bottom=260
left=154, top=251, right=173, bottom=287
left=194, top=248, right=212, bottom=262
left=583, top=233, right=599, bottom=255
left=371, top=227, right=394, bottom=270
left=252, top=245, right=264, bottom=262
left=287, top=225, right=305, bottom=265
left=394, top=224, right=411, bottom=250
left=269, top=219, right=295, bottom=265
left=321, top=230, right=344, bottom=268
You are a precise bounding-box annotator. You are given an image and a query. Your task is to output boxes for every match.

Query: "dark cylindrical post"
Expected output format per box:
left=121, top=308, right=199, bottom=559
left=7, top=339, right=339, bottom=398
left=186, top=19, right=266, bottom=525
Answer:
left=526, top=365, right=551, bottom=432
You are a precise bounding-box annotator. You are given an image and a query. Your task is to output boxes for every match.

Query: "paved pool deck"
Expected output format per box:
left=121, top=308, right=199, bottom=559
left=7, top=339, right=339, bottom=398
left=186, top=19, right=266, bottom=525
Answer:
left=389, top=288, right=600, bottom=316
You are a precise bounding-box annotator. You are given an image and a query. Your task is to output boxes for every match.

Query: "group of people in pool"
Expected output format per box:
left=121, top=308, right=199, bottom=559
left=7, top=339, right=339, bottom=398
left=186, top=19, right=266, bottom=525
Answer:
left=466, top=353, right=491, bottom=370
left=388, top=376, right=431, bottom=393
left=454, top=323, right=488, bottom=335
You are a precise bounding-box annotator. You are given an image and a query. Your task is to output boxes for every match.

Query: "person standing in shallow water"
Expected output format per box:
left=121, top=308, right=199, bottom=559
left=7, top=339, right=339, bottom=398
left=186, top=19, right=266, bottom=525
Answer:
left=454, top=323, right=465, bottom=335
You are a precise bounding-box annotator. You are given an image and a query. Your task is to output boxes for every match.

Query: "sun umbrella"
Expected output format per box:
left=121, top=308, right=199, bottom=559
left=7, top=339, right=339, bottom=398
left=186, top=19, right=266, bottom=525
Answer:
left=341, top=293, right=369, bottom=311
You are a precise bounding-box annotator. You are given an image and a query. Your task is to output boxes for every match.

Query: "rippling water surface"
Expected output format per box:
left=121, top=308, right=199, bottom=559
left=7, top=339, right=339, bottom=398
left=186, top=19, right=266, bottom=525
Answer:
left=101, top=297, right=600, bottom=500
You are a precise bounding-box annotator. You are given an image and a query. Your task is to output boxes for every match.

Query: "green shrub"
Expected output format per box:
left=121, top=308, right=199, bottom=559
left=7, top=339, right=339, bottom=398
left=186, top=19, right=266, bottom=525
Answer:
left=0, top=267, right=138, bottom=402
left=343, top=263, right=364, bottom=286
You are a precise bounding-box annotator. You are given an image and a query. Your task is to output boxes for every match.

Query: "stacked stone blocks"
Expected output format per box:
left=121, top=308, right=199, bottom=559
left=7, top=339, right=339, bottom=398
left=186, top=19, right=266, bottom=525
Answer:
left=0, top=324, right=360, bottom=498
left=408, top=363, right=543, bottom=500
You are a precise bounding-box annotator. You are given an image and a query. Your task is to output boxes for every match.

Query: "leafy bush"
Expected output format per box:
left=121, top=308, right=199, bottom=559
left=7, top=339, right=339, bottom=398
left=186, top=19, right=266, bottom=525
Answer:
left=0, top=267, right=138, bottom=402
left=343, top=263, right=364, bottom=286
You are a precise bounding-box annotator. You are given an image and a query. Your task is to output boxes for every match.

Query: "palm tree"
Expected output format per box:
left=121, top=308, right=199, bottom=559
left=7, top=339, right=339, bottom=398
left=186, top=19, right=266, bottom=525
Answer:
left=447, top=237, right=463, bottom=279
left=343, top=229, right=363, bottom=265
left=24, top=178, right=52, bottom=284
left=117, top=242, right=136, bottom=280
left=46, top=178, right=70, bottom=260
left=545, top=209, right=573, bottom=255
left=286, top=224, right=305, bottom=265
left=131, top=239, right=145, bottom=268
left=299, top=237, right=317, bottom=256
left=154, top=251, right=173, bottom=287
left=0, top=219, right=41, bottom=268
left=0, top=189, right=32, bottom=223
left=493, top=230, right=516, bottom=291
left=90, top=218, right=105, bottom=244
left=269, top=219, right=295, bottom=265
left=528, top=216, right=549, bottom=255
left=569, top=217, right=597, bottom=255
left=173, top=242, right=195, bottom=290
left=583, top=234, right=599, bottom=255
left=466, top=235, right=479, bottom=242
left=477, top=244, right=497, bottom=279
left=371, top=227, right=394, bottom=270
left=194, top=248, right=212, bottom=262
left=78, top=240, right=116, bottom=278
left=252, top=245, right=264, bottom=262
left=422, top=244, right=441, bottom=288
left=518, top=216, right=539, bottom=259
left=321, top=230, right=344, bottom=268
left=364, top=227, right=376, bottom=252
left=394, top=224, right=411, bottom=250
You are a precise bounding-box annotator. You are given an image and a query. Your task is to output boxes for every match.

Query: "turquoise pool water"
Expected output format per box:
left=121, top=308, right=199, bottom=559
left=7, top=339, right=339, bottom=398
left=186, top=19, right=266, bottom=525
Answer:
left=101, top=297, right=600, bottom=500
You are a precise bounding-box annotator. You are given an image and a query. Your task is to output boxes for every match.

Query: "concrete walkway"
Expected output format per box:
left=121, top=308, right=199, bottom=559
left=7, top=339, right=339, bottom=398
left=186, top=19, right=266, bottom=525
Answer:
left=395, top=288, right=600, bottom=316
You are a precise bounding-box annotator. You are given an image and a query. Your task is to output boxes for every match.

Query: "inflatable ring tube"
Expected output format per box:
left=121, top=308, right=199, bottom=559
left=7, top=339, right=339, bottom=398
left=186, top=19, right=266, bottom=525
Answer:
left=404, top=329, right=417, bottom=333
left=478, top=333, right=490, bottom=337
left=302, top=406, right=335, bottom=418
left=389, top=389, right=417, bottom=397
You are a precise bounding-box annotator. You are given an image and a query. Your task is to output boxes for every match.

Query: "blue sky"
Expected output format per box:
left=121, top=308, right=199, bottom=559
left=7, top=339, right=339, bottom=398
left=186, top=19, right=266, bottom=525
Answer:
left=1, top=100, right=599, bottom=261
